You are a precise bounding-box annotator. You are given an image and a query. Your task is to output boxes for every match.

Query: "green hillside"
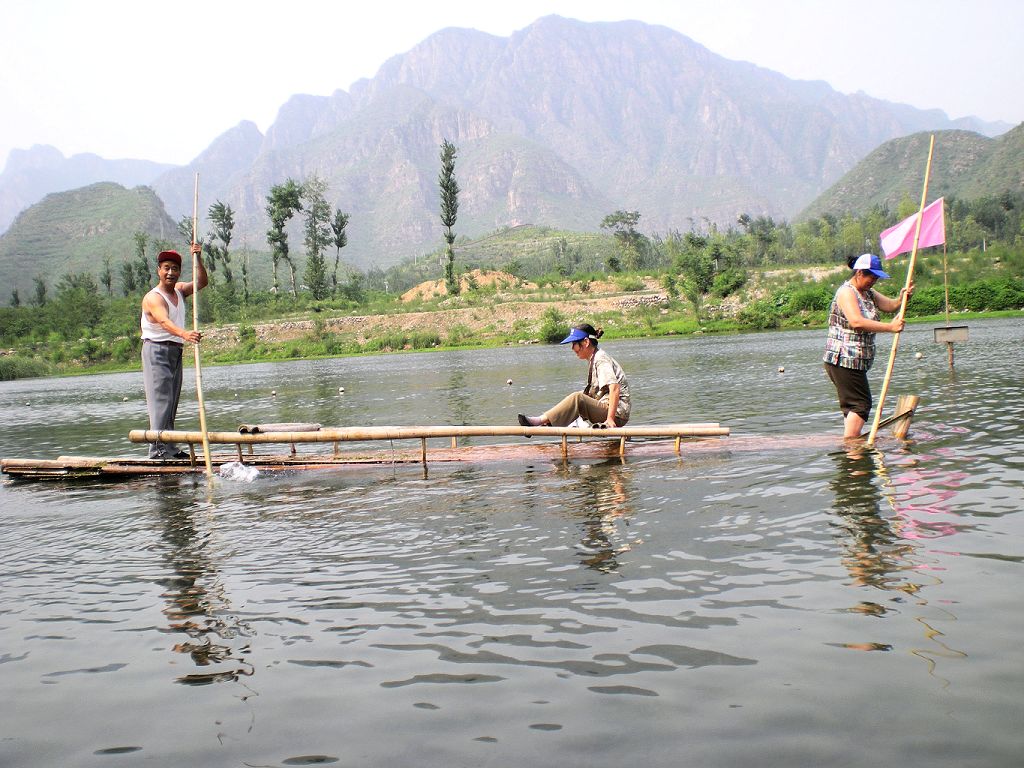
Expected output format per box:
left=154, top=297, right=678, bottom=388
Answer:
left=799, top=124, right=1024, bottom=219
left=0, top=182, right=180, bottom=303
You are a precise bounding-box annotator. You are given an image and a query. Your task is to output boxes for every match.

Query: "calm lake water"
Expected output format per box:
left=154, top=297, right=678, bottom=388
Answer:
left=1, top=318, right=1022, bottom=767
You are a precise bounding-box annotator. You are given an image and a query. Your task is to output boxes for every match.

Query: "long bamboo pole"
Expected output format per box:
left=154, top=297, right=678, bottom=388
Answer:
left=866, top=134, right=935, bottom=446
left=129, top=423, right=730, bottom=446
left=191, top=174, right=214, bottom=480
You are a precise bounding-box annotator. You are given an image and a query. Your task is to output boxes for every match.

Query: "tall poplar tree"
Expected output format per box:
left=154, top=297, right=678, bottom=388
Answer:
left=330, top=208, right=350, bottom=295
left=132, top=232, right=151, bottom=290
left=100, top=257, right=113, bottom=296
left=301, top=176, right=332, bottom=300
left=32, top=275, right=47, bottom=306
left=208, top=201, right=235, bottom=287
left=266, top=179, right=303, bottom=297
left=439, top=139, right=460, bottom=295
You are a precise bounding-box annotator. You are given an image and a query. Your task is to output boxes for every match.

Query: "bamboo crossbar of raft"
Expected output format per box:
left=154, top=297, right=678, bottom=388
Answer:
left=130, top=423, right=728, bottom=463
left=129, top=423, right=728, bottom=446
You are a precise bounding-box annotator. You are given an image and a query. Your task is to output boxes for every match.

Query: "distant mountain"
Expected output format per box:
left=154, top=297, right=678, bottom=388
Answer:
left=1, top=15, right=1015, bottom=284
left=148, top=16, right=1009, bottom=269
left=0, top=145, right=174, bottom=233
left=0, top=182, right=179, bottom=300
left=153, top=120, right=264, bottom=224
left=799, top=123, right=1024, bottom=218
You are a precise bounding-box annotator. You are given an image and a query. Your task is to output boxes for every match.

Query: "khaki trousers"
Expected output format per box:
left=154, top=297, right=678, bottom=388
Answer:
left=542, top=391, right=628, bottom=427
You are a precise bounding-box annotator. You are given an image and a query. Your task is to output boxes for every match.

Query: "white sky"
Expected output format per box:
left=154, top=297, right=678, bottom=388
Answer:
left=2, top=0, right=1020, bottom=169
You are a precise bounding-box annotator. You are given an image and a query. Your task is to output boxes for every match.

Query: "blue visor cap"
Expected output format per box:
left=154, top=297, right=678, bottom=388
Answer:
left=852, top=253, right=890, bottom=279
left=560, top=328, right=590, bottom=344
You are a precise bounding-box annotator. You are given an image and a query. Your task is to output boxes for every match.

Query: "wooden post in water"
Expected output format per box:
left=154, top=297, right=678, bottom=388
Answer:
left=934, top=325, right=968, bottom=372
left=890, top=395, right=920, bottom=440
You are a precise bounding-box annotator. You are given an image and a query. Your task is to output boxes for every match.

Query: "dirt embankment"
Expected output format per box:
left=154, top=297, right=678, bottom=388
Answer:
left=200, top=265, right=842, bottom=349
left=202, top=270, right=670, bottom=348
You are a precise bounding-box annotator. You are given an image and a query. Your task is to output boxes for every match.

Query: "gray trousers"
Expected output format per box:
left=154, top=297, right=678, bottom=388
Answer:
left=142, top=341, right=184, bottom=457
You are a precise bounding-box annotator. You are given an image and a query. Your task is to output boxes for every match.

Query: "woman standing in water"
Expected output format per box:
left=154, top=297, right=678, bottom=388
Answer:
left=823, top=253, right=913, bottom=439
left=519, top=323, right=631, bottom=428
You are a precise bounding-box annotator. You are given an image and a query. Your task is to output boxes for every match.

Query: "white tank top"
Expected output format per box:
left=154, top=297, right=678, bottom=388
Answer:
left=141, top=287, right=186, bottom=343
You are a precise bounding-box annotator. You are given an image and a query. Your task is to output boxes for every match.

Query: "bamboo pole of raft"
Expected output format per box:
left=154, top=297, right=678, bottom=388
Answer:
left=867, top=134, right=935, bottom=447
left=191, top=174, right=214, bottom=480
left=129, top=423, right=729, bottom=446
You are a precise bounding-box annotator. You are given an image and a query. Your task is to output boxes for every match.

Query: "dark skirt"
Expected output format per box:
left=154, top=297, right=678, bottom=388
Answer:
left=824, top=363, right=871, bottom=421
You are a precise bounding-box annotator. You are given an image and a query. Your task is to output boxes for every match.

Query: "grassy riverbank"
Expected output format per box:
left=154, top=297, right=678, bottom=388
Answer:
left=3, top=262, right=1021, bottom=381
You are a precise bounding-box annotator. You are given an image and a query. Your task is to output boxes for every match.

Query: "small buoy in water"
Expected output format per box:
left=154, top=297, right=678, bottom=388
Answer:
left=123, top=396, right=129, bottom=402
left=507, top=379, right=513, bottom=386
left=778, top=366, right=785, bottom=373
left=271, top=389, right=277, bottom=396
left=915, top=352, right=923, bottom=360
left=338, top=386, right=345, bottom=393
left=234, top=392, right=238, bottom=398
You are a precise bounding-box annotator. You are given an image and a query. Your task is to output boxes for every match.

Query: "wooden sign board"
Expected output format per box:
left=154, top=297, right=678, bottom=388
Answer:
left=934, top=325, right=969, bottom=343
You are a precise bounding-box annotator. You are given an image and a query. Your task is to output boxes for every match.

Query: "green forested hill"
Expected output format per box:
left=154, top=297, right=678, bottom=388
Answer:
left=0, top=182, right=180, bottom=302
left=799, top=124, right=1024, bottom=218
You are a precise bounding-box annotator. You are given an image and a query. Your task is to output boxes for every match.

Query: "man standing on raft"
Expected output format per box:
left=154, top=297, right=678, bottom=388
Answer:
left=140, top=244, right=207, bottom=459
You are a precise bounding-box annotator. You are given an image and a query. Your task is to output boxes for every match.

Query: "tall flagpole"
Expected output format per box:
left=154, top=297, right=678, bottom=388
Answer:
left=191, top=173, right=214, bottom=480
left=866, top=134, right=935, bottom=446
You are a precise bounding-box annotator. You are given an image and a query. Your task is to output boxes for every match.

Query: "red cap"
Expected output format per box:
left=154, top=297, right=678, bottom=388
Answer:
left=157, top=250, right=182, bottom=266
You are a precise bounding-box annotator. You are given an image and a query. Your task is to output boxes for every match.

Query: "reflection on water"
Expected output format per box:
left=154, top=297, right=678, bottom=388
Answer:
left=829, top=448, right=920, bottom=597
left=828, top=447, right=967, bottom=675
left=445, top=367, right=473, bottom=427
left=154, top=484, right=254, bottom=686
left=555, top=459, right=636, bottom=574
left=829, top=449, right=923, bottom=629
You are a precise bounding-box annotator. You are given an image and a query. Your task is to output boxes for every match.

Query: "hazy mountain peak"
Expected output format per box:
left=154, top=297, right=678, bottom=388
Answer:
left=2, top=144, right=67, bottom=174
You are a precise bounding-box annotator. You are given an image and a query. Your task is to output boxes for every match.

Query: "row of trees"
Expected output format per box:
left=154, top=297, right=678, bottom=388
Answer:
left=8, top=168, right=1020, bottom=344
left=16, top=176, right=354, bottom=308
left=13, top=134, right=487, bottom=313
left=264, top=176, right=352, bottom=301
left=195, top=139, right=462, bottom=304
left=366, top=190, right=1023, bottom=302
left=596, top=193, right=1024, bottom=276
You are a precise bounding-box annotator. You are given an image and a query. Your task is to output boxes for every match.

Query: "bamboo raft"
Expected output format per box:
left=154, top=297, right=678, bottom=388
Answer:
left=1, top=397, right=920, bottom=482
left=0, top=422, right=730, bottom=480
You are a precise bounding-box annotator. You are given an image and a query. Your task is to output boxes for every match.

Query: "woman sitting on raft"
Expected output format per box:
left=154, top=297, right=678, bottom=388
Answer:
left=823, top=253, right=913, bottom=439
left=518, top=323, right=631, bottom=428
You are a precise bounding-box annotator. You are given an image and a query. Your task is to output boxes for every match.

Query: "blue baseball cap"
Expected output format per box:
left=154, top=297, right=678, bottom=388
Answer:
left=560, top=328, right=590, bottom=344
left=852, top=253, right=890, bottom=279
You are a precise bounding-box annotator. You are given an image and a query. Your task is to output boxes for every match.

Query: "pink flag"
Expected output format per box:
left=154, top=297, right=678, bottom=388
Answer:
left=880, top=198, right=946, bottom=259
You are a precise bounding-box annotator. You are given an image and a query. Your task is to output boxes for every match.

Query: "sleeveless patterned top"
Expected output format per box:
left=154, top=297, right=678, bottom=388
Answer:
left=822, top=281, right=878, bottom=371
